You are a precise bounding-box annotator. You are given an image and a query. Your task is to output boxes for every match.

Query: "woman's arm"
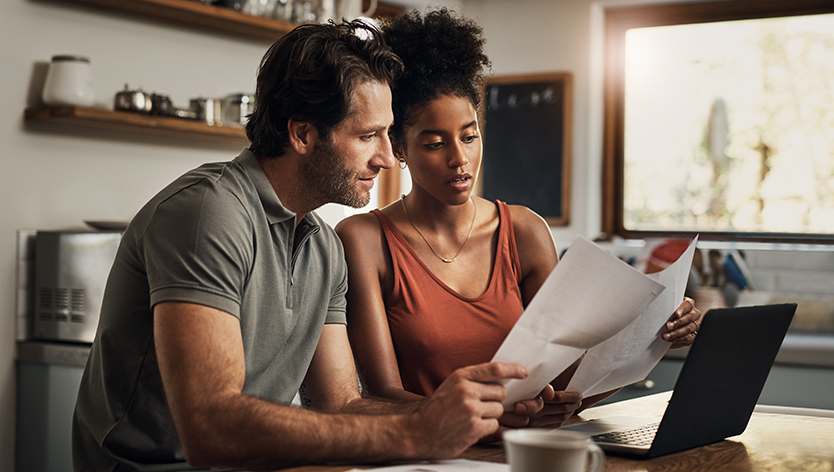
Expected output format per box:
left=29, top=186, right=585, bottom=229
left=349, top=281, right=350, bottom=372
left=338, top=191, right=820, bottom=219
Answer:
left=509, top=205, right=560, bottom=307
left=335, top=213, right=423, bottom=402
left=508, top=206, right=584, bottom=428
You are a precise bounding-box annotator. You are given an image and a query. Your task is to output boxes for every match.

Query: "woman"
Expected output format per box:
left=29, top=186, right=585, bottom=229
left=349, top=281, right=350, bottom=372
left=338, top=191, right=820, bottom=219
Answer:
left=335, top=8, right=701, bottom=429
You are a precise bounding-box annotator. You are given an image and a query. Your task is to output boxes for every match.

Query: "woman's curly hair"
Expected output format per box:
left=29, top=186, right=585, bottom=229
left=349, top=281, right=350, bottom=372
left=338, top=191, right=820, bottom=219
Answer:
left=381, top=8, right=490, bottom=141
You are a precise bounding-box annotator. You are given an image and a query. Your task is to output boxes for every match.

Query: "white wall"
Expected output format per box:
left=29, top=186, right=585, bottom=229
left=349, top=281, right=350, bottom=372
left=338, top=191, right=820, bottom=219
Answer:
left=459, top=0, right=602, bottom=249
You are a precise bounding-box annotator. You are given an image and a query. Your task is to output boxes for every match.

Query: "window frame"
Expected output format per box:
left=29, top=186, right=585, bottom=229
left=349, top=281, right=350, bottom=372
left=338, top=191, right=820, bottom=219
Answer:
left=601, top=0, right=834, bottom=244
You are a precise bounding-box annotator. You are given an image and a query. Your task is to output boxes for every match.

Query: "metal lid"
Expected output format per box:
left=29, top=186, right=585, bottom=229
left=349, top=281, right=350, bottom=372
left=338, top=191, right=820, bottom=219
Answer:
left=226, top=93, right=254, bottom=104
left=51, top=55, right=90, bottom=63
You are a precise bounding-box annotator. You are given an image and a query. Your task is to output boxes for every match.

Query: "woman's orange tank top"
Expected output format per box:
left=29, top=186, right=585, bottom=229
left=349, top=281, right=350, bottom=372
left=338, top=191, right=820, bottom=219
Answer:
left=371, top=200, right=524, bottom=396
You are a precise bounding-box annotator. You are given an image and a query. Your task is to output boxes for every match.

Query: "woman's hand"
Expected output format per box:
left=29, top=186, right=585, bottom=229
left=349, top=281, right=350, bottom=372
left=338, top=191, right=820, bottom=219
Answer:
left=523, top=386, right=583, bottom=428
left=662, top=297, right=702, bottom=348
left=482, top=384, right=582, bottom=442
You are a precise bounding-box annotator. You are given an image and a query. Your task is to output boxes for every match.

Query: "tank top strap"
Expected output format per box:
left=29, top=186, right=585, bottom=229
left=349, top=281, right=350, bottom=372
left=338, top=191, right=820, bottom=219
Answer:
left=371, top=208, right=411, bottom=301
left=495, top=200, right=523, bottom=286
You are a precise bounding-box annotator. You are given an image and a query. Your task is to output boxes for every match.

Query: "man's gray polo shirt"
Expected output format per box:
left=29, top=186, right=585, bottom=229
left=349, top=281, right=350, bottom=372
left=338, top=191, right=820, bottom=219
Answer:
left=73, top=148, right=348, bottom=471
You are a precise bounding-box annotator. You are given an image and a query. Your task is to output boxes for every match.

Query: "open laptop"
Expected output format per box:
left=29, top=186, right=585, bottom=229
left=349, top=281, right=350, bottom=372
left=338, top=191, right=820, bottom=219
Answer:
left=560, top=303, right=796, bottom=458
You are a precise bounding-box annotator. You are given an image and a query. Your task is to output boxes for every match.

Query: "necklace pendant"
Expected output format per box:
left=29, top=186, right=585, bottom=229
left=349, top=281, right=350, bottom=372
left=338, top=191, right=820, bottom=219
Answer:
left=401, top=194, right=476, bottom=265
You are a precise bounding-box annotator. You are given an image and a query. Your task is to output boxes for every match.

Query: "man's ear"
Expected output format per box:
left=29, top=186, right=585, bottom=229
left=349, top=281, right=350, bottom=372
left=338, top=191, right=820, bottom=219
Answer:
left=287, top=119, right=316, bottom=155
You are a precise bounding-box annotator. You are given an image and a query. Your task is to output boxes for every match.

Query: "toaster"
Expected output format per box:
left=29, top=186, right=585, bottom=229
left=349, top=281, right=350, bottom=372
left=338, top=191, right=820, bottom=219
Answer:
left=34, top=230, right=122, bottom=344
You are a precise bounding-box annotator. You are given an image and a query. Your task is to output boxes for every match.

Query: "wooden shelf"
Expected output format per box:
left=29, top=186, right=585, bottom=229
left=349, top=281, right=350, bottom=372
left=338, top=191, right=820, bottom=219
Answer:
left=50, top=0, right=404, bottom=42
left=26, top=0, right=404, bottom=145
left=54, top=0, right=296, bottom=41
left=24, top=106, right=249, bottom=145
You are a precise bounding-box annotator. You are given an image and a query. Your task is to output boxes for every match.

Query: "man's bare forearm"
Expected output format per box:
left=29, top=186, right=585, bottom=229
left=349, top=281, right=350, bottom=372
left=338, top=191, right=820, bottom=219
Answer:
left=178, top=392, right=422, bottom=470
left=336, top=395, right=425, bottom=415
left=300, top=381, right=424, bottom=416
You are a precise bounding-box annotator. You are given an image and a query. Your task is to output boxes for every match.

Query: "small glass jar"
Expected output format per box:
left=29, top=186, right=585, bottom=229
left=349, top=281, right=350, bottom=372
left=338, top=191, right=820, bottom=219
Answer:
left=42, top=55, right=95, bottom=107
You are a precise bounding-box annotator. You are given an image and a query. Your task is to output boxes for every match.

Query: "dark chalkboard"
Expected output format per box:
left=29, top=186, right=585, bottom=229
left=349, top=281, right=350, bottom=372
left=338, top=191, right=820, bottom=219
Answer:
left=481, top=73, right=572, bottom=226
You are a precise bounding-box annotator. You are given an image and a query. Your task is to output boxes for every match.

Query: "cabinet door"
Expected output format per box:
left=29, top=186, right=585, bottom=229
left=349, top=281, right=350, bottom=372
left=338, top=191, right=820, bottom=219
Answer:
left=16, top=362, right=84, bottom=472
left=759, top=364, right=834, bottom=410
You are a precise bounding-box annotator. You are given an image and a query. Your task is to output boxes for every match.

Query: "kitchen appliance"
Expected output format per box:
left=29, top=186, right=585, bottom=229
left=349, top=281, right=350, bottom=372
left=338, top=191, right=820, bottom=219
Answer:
left=42, top=55, right=95, bottom=107
left=151, top=93, right=174, bottom=116
left=114, top=84, right=152, bottom=113
left=34, top=230, right=122, bottom=344
left=190, top=97, right=223, bottom=125
left=223, top=93, right=255, bottom=126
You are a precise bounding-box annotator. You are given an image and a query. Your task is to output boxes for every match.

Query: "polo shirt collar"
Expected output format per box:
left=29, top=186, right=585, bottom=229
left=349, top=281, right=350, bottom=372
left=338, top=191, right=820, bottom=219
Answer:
left=235, top=148, right=301, bottom=226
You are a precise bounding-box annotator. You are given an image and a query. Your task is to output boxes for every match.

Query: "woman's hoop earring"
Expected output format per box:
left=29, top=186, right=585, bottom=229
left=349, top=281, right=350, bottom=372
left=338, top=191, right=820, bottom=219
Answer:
left=398, top=158, right=407, bottom=169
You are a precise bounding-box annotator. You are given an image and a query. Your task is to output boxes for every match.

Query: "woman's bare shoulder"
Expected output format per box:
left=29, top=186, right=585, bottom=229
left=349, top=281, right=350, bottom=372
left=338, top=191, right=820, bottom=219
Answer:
left=336, top=212, right=388, bottom=256
left=506, top=204, right=551, bottom=238
left=335, top=211, right=382, bottom=239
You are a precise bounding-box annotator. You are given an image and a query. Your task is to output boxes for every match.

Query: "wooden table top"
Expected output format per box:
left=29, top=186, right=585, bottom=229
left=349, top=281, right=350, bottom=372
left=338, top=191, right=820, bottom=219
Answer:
left=281, top=392, right=834, bottom=472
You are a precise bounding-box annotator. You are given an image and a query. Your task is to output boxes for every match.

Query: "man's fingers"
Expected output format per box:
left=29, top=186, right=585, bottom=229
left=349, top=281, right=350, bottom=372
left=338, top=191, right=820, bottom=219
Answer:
left=482, top=397, right=509, bottom=419
left=456, top=362, right=529, bottom=383
left=464, top=382, right=510, bottom=403
left=474, top=418, right=501, bottom=440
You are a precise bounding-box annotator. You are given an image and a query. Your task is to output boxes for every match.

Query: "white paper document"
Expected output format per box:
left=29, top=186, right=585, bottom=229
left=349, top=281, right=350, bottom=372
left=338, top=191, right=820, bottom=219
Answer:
left=566, top=237, right=699, bottom=397
left=491, top=236, right=665, bottom=408
left=343, top=459, right=509, bottom=472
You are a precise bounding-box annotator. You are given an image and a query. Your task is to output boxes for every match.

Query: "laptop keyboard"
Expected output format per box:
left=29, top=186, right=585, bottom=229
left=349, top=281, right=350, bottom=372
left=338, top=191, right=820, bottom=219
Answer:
left=592, top=422, right=660, bottom=447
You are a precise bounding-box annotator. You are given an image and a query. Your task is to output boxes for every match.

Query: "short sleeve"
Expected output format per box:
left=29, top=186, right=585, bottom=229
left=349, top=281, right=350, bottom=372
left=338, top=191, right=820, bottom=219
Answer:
left=325, top=232, right=348, bottom=325
left=144, top=180, right=254, bottom=317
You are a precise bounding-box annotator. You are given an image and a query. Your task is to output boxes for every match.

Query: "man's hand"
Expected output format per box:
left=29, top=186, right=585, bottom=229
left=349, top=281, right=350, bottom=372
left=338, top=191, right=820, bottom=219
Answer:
left=405, top=362, right=528, bottom=459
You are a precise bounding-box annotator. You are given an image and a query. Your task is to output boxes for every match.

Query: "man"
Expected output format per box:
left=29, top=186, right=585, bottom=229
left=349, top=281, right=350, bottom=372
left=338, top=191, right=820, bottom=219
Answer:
left=73, top=20, right=537, bottom=471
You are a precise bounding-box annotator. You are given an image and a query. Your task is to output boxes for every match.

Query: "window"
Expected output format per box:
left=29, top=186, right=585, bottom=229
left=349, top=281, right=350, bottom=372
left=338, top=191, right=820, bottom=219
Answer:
left=602, top=0, right=834, bottom=243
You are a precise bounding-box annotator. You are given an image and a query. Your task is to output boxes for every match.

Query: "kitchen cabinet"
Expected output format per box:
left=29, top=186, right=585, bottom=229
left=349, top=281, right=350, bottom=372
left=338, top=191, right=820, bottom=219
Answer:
left=16, top=342, right=89, bottom=472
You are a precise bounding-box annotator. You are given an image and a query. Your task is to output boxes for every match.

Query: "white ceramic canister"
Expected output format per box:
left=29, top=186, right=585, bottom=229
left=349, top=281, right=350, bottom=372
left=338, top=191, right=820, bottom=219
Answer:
left=42, top=55, right=95, bottom=107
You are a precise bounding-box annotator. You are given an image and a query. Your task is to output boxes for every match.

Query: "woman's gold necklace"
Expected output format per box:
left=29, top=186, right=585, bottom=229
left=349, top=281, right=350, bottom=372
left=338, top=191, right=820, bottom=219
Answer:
left=401, top=194, right=476, bottom=263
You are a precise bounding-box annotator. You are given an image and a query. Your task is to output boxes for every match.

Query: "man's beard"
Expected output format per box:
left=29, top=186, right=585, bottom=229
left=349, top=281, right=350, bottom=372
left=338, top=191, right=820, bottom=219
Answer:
left=300, top=135, right=371, bottom=209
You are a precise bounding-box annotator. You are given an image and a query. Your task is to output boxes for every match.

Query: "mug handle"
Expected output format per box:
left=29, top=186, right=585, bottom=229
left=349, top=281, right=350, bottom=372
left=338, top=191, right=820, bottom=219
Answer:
left=361, top=0, right=377, bottom=17
left=586, top=443, right=605, bottom=472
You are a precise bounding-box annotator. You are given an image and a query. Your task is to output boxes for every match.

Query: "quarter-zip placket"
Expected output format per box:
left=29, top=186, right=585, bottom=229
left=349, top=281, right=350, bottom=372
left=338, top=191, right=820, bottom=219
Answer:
left=285, top=219, right=320, bottom=309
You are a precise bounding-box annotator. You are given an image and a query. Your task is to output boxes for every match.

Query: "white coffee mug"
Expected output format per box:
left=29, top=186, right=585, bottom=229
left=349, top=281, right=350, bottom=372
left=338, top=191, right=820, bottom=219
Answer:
left=503, top=429, right=605, bottom=472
